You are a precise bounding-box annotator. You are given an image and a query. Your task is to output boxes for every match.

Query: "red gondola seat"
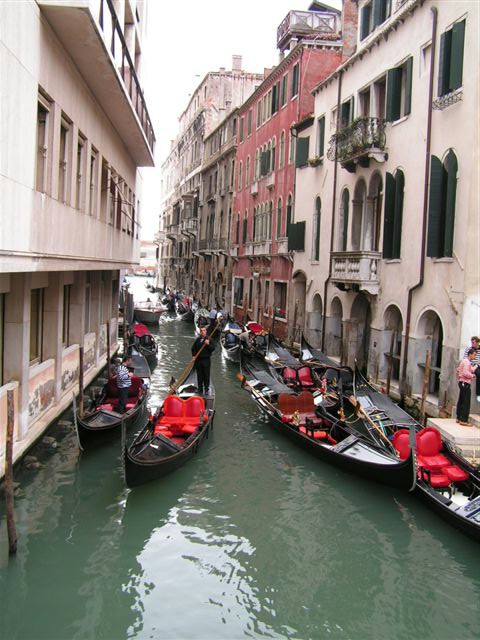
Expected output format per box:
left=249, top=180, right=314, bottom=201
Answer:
left=392, top=429, right=411, bottom=460
left=282, top=367, right=298, bottom=386
left=416, top=427, right=450, bottom=471
left=297, top=366, right=314, bottom=387
left=154, top=395, right=207, bottom=436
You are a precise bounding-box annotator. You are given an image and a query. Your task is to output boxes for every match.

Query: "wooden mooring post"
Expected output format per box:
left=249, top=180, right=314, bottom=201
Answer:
left=420, top=350, right=431, bottom=426
left=106, top=320, right=111, bottom=367
left=386, top=331, right=395, bottom=396
left=79, top=346, right=84, bottom=418
left=5, top=389, right=17, bottom=555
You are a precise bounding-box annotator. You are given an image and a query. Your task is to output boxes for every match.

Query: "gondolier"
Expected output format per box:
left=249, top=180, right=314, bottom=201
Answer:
left=115, top=355, right=133, bottom=413
left=191, top=326, right=215, bottom=395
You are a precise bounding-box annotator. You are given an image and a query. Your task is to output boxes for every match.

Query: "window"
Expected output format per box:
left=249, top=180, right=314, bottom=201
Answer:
left=276, top=198, right=283, bottom=239
left=248, top=280, right=253, bottom=308
left=312, top=197, right=321, bottom=261
left=274, top=282, right=287, bottom=319
left=383, top=170, right=405, bottom=259
left=288, top=131, right=295, bottom=164
left=234, top=278, right=244, bottom=306
left=75, top=133, right=86, bottom=210
left=373, top=77, right=387, bottom=119
left=58, top=114, right=72, bottom=204
left=279, top=131, right=285, bottom=168
left=242, top=210, right=248, bottom=243
left=238, top=161, right=243, bottom=190
left=89, top=147, right=98, bottom=216
left=256, top=101, right=262, bottom=128
left=235, top=213, right=240, bottom=243
left=295, top=137, right=309, bottom=168
left=36, top=93, right=51, bottom=193
left=360, top=0, right=392, bottom=40
left=340, top=97, right=354, bottom=128
left=247, top=110, right=252, bottom=136
left=271, top=138, right=276, bottom=172
left=272, top=82, right=279, bottom=114
left=62, top=284, right=71, bottom=347
left=246, top=156, right=250, bottom=186
left=359, top=88, right=371, bottom=117
left=339, top=188, right=350, bottom=251
left=427, top=150, right=457, bottom=258
left=264, top=281, right=270, bottom=310
left=317, top=116, right=325, bottom=158
left=291, top=63, right=299, bottom=98
left=239, top=117, right=244, bottom=142
left=286, top=194, right=293, bottom=229
left=30, top=288, right=44, bottom=363
left=438, top=19, right=465, bottom=97
left=386, top=57, right=413, bottom=121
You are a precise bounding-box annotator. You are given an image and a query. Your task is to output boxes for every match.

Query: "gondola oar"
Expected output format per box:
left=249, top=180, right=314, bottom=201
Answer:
left=348, top=394, right=397, bottom=453
left=236, top=373, right=280, bottom=414
left=170, top=321, right=222, bottom=393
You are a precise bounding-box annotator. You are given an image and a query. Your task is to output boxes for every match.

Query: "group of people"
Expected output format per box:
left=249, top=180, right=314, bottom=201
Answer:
left=456, top=335, right=480, bottom=426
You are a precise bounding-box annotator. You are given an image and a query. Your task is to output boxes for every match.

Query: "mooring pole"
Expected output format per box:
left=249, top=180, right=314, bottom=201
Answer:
left=5, top=389, right=17, bottom=555
left=386, top=330, right=395, bottom=396
left=79, top=346, right=84, bottom=418
left=420, top=350, right=431, bottom=426
left=106, top=320, right=111, bottom=367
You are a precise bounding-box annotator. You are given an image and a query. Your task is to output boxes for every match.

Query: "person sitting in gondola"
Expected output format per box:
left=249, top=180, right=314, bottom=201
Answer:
left=191, top=326, right=215, bottom=396
left=115, top=355, right=133, bottom=413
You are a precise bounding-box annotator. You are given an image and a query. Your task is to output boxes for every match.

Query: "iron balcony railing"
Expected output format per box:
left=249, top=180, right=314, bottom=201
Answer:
left=99, top=0, right=155, bottom=151
left=327, top=117, right=386, bottom=165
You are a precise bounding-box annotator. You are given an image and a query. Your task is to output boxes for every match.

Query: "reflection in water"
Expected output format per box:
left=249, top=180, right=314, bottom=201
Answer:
left=1, top=293, right=479, bottom=640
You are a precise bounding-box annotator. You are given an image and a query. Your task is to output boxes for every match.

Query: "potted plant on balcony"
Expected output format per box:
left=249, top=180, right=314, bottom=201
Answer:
left=308, top=156, right=323, bottom=167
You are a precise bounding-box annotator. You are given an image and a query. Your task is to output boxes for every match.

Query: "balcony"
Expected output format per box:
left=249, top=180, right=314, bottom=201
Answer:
left=266, top=172, right=275, bottom=189
left=253, top=241, right=272, bottom=256
left=277, top=9, right=340, bottom=51
left=327, top=118, right=387, bottom=173
left=166, top=224, right=180, bottom=240
left=250, top=181, right=259, bottom=196
left=331, top=251, right=381, bottom=295
left=181, top=218, right=198, bottom=236
left=38, top=0, right=155, bottom=166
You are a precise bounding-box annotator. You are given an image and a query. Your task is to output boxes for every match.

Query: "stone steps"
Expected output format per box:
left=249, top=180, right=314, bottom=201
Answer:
left=426, top=416, right=480, bottom=462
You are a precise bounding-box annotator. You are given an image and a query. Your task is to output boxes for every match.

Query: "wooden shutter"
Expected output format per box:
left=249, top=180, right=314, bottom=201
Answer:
left=272, top=84, right=278, bottom=114
left=393, top=170, right=404, bottom=259
left=295, top=137, right=309, bottom=168
left=288, top=222, right=305, bottom=251
left=443, top=151, right=457, bottom=257
left=360, top=5, right=371, bottom=40
left=242, top=217, right=247, bottom=244
left=426, top=156, right=444, bottom=257
left=386, top=67, right=401, bottom=121
left=449, top=20, right=465, bottom=91
left=373, top=0, right=382, bottom=28
left=318, top=117, right=325, bottom=157
left=404, top=57, right=413, bottom=116
left=437, top=31, right=452, bottom=97
left=383, top=172, right=396, bottom=259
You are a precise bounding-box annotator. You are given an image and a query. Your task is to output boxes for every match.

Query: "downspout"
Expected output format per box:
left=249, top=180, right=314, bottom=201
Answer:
left=400, top=6, right=438, bottom=401
left=321, top=68, right=343, bottom=352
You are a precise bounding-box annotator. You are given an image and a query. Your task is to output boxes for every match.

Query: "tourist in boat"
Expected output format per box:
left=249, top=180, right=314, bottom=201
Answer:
left=115, top=354, right=133, bottom=413
left=456, top=348, right=478, bottom=426
left=191, top=326, right=215, bottom=396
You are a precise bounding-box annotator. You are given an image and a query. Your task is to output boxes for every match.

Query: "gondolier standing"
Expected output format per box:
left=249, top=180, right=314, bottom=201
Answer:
left=191, top=326, right=215, bottom=396
left=115, top=354, right=132, bottom=413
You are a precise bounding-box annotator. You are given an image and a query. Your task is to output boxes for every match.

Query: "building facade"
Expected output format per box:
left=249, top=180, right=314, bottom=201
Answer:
left=292, top=0, right=479, bottom=416
left=0, top=0, right=155, bottom=476
left=231, top=5, right=344, bottom=338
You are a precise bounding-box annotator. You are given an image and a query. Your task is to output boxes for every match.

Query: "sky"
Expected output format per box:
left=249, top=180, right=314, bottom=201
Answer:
left=140, top=0, right=341, bottom=239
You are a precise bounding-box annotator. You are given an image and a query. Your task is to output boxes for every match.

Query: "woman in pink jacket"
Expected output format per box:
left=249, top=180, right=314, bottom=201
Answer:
left=456, top=348, right=478, bottom=426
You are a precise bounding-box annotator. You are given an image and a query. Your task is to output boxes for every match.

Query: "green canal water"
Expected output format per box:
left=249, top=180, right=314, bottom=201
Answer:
left=1, top=314, right=479, bottom=640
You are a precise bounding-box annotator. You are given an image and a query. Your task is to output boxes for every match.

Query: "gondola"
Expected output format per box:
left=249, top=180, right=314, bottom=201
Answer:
left=220, top=319, right=244, bottom=362
left=75, top=373, right=149, bottom=450
left=124, top=367, right=215, bottom=487
left=239, top=351, right=416, bottom=490
left=354, top=366, right=480, bottom=540
left=127, top=323, right=158, bottom=368
left=194, top=307, right=211, bottom=335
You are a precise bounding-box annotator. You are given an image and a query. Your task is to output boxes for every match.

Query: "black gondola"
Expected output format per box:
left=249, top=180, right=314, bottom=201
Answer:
left=124, top=368, right=215, bottom=487
left=239, top=351, right=416, bottom=490
left=354, top=367, right=480, bottom=540
left=127, top=323, right=158, bottom=369
left=75, top=374, right=149, bottom=450
left=220, top=320, right=244, bottom=362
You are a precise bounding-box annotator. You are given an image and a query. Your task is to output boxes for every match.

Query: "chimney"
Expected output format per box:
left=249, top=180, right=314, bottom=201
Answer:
left=341, top=0, right=358, bottom=60
left=232, top=55, right=242, bottom=71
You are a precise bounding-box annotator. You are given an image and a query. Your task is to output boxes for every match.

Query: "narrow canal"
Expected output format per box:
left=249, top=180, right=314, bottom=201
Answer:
left=1, top=303, right=479, bottom=640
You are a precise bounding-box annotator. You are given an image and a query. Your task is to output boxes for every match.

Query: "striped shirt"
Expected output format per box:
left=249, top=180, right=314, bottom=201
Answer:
left=116, top=364, right=131, bottom=389
left=463, top=346, right=480, bottom=367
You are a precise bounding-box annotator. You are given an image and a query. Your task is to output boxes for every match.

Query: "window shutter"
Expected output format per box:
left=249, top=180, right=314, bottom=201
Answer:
left=373, top=0, right=382, bottom=28
left=404, top=57, right=413, bottom=116
left=360, top=5, right=371, bottom=40
left=437, top=31, right=452, bottom=97
left=443, top=151, right=457, bottom=257
left=260, top=151, right=267, bottom=176
left=295, top=137, right=309, bottom=167
left=426, top=156, right=444, bottom=257
left=318, top=117, right=325, bottom=157
left=272, top=84, right=278, bottom=114
left=386, top=68, right=401, bottom=121
left=287, top=222, right=305, bottom=251
left=449, top=20, right=465, bottom=91
left=341, top=101, right=350, bottom=127
left=393, top=170, right=405, bottom=259
left=242, top=218, right=247, bottom=244
left=383, top=172, right=396, bottom=259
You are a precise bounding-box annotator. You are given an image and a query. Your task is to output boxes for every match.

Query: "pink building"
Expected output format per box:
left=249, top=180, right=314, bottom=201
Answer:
left=231, top=6, right=343, bottom=338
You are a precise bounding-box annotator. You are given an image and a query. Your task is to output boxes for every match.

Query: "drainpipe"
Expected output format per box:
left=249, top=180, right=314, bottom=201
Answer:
left=400, top=6, right=438, bottom=401
left=321, top=68, right=343, bottom=352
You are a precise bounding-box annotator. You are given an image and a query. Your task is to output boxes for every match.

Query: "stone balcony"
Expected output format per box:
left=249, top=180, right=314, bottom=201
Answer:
left=253, top=241, right=272, bottom=256
left=327, top=117, right=387, bottom=173
left=331, top=251, right=381, bottom=294
left=277, top=9, right=340, bottom=51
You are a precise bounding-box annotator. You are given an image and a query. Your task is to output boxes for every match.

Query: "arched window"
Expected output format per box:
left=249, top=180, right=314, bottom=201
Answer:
left=242, top=209, right=248, bottom=244
left=245, top=156, right=250, bottom=186
left=286, top=194, right=293, bottom=229
left=427, top=149, right=457, bottom=258
left=312, top=197, right=321, bottom=261
left=255, top=149, right=259, bottom=180
left=339, top=188, right=349, bottom=251
left=235, top=213, right=240, bottom=244
left=276, top=198, right=283, bottom=239
left=279, top=131, right=285, bottom=168
left=383, top=169, right=405, bottom=259
left=238, top=161, right=243, bottom=191
left=268, top=201, right=273, bottom=239
left=271, top=137, right=276, bottom=172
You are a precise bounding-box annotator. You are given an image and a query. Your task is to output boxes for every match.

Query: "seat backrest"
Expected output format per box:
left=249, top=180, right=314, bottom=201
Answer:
left=282, top=367, right=297, bottom=382
left=128, top=376, right=143, bottom=397
left=163, top=395, right=184, bottom=417
left=184, top=396, right=206, bottom=417
left=392, top=429, right=411, bottom=460
left=105, top=378, right=118, bottom=398
left=225, top=333, right=237, bottom=345
left=278, top=391, right=314, bottom=415
left=416, top=427, right=442, bottom=457
left=297, top=366, right=314, bottom=385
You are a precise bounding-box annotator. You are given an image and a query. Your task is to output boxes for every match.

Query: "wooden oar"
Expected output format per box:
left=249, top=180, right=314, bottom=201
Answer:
left=236, top=373, right=280, bottom=414
left=170, top=321, right=222, bottom=393
left=348, top=394, right=396, bottom=451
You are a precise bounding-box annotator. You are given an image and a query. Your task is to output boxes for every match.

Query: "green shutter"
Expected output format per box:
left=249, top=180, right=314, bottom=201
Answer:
left=386, top=67, right=401, bottom=121
left=319, top=117, right=325, bottom=157
left=404, top=57, right=413, bottom=116
left=287, top=222, right=306, bottom=251
left=437, top=31, right=452, bottom=97
left=393, top=170, right=404, bottom=259
left=295, top=137, right=309, bottom=167
left=427, top=156, right=444, bottom=257
left=449, top=20, right=465, bottom=91
left=360, top=5, right=371, bottom=40
left=383, top=172, right=396, bottom=259
left=373, top=0, right=382, bottom=28
left=443, top=151, right=457, bottom=257
left=272, top=84, right=278, bottom=114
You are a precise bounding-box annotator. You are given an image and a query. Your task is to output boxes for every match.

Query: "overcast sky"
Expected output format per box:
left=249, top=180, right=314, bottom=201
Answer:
left=140, top=0, right=341, bottom=238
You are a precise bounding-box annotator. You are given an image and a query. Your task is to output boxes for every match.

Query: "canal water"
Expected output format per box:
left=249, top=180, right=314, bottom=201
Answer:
left=1, top=284, right=479, bottom=639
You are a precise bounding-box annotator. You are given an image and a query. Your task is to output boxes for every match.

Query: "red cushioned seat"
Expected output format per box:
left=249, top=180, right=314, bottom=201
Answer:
left=297, top=366, right=314, bottom=387
left=392, top=429, right=411, bottom=460
left=445, top=465, right=468, bottom=482
left=98, top=403, right=114, bottom=411
left=181, top=425, right=198, bottom=435
left=299, top=426, right=328, bottom=440
left=416, top=427, right=450, bottom=471
left=282, top=367, right=298, bottom=385
left=184, top=396, right=205, bottom=417
left=162, top=395, right=184, bottom=417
